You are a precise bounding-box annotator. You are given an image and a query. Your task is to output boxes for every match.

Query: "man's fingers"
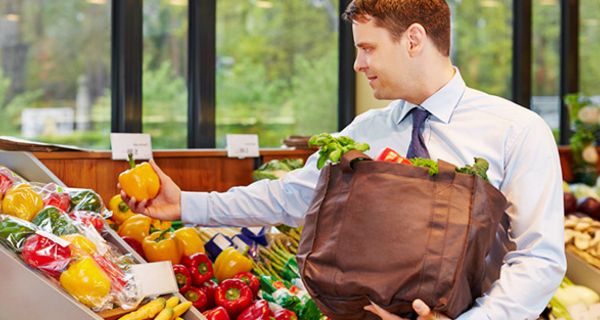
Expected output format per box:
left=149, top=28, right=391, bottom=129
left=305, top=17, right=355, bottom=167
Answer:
left=413, top=299, right=437, bottom=320
left=364, top=302, right=407, bottom=320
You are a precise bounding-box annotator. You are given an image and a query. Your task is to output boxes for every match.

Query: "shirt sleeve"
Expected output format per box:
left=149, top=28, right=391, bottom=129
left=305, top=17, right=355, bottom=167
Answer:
left=180, top=150, right=322, bottom=227
left=457, top=117, right=566, bottom=319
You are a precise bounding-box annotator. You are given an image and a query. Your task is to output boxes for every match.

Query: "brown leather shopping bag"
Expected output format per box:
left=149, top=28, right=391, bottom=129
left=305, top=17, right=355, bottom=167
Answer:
left=296, top=151, right=508, bottom=319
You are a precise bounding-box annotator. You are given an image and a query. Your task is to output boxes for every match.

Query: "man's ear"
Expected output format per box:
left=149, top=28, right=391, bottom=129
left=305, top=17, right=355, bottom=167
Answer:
left=405, top=23, right=427, bottom=56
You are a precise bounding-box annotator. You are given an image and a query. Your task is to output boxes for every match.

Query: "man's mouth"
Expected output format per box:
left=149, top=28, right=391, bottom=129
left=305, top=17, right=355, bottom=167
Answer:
left=367, top=76, right=378, bottom=85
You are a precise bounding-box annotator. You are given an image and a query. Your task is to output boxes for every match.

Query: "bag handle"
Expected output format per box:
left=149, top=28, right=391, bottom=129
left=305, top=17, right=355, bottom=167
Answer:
left=437, top=159, right=458, bottom=181
left=340, top=150, right=371, bottom=173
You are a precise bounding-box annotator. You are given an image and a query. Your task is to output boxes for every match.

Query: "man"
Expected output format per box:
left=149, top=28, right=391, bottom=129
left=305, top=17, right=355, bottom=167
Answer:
left=126, top=0, right=566, bottom=318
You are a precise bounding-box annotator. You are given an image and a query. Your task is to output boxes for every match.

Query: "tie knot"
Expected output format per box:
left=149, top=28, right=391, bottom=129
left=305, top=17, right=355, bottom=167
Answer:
left=411, top=108, right=430, bottom=129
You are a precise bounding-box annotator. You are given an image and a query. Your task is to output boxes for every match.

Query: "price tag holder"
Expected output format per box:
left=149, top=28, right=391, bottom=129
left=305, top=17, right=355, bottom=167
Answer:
left=110, top=133, right=153, bottom=160
left=131, top=261, right=178, bottom=298
left=226, top=134, right=259, bottom=159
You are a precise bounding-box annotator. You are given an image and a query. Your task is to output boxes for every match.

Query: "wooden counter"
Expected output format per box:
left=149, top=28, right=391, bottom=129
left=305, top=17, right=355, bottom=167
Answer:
left=33, top=149, right=315, bottom=203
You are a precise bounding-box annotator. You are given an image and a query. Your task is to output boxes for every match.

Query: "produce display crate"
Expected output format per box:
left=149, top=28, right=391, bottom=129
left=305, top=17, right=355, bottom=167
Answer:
left=566, top=249, right=600, bottom=294
left=0, top=150, right=205, bottom=319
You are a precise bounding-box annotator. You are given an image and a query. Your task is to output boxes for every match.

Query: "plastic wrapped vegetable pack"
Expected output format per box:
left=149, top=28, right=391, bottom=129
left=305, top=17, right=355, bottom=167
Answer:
left=0, top=167, right=142, bottom=312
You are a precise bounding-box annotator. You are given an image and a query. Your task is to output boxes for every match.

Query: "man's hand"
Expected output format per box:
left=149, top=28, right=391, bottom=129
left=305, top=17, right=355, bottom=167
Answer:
left=119, top=159, right=182, bottom=221
left=364, top=299, right=451, bottom=320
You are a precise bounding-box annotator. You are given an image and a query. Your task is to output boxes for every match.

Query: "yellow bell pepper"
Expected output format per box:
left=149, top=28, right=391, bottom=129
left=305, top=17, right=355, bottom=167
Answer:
left=108, top=194, right=135, bottom=225
left=151, top=219, right=172, bottom=231
left=117, top=214, right=151, bottom=243
left=59, top=256, right=111, bottom=309
left=61, top=234, right=97, bottom=258
left=2, top=183, right=44, bottom=221
left=173, top=227, right=205, bottom=257
left=118, top=155, right=160, bottom=202
left=213, top=247, right=253, bottom=282
left=142, top=230, right=182, bottom=265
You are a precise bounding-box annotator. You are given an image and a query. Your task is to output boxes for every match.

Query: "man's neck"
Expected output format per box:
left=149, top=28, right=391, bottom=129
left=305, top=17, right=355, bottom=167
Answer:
left=408, top=59, right=455, bottom=105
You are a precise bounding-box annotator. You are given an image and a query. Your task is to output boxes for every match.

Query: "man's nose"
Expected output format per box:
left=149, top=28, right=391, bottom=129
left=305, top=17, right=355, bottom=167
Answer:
left=354, top=54, right=366, bottom=73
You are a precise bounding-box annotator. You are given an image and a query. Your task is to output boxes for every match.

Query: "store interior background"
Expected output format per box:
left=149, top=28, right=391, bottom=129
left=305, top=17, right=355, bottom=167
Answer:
left=0, top=0, right=597, bottom=151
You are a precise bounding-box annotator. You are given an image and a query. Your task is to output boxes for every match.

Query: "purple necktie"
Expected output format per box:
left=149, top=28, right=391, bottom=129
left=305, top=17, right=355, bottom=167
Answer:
left=406, top=108, right=430, bottom=159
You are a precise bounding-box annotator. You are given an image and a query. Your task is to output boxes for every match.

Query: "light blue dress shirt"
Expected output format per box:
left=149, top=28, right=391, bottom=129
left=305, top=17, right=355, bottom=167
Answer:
left=181, top=69, right=566, bottom=319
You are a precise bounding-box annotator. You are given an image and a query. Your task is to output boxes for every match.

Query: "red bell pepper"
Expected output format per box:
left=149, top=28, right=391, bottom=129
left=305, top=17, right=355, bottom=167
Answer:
left=214, top=279, right=253, bottom=317
left=93, top=254, right=127, bottom=291
left=0, top=173, right=13, bottom=195
left=202, top=306, right=230, bottom=320
left=274, top=309, right=298, bottom=320
left=173, top=264, right=192, bottom=292
left=69, top=211, right=104, bottom=232
left=183, top=286, right=208, bottom=311
left=236, top=300, right=274, bottom=320
left=43, top=192, right=71, bottom=213
left=201, top=279, right=218, bottom=309
left=122, top=236, right=145, bottom=258
left=376, top=147, right=411, bottom=164
left=233, top=271, right=260, bottom=296
left=182, top=252, right=214, bottom=285
left=21, top=233, right=71, bottom=278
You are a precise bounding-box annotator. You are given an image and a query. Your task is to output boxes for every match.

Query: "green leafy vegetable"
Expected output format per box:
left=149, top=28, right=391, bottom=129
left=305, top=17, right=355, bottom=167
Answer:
left=409, top=158, right=439, bottom=176
left=252, top=158, right=305, bottom=181
left=308, top=133, right=370, bottom=169
left=456, top=157, right=490, bottom=181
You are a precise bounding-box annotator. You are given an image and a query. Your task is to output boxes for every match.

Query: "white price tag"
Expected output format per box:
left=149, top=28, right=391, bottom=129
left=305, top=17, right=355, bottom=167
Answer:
left=35, top=230, right=71, bottom=248
left=110, top=133, right=153, bottom=160
left=131, top=262, right=178, bottom=298
left=226, top=134, right=259, bottom=159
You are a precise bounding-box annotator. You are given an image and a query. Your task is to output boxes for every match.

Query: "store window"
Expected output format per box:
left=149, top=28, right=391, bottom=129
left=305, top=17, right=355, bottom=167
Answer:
left=580, top=0, right=600, bottom=99
left=531, top=0, right=560, bottom=141
left=216, top=0, right=339, bottom=148
left=0, top=0, right=111, bottom=148
left=143, top=0, right=188, bottom=149
left=449, top=0, right=513, bottom=98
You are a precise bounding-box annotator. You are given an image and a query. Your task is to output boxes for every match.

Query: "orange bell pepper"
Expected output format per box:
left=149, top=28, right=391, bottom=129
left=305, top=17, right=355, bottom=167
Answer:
left=142, top=230, right=182, bottom=265
left=117, top=214, right=151, bottom=243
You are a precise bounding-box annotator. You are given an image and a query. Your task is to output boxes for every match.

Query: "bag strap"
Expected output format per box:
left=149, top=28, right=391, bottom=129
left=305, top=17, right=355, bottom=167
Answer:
left=436, top=159, right=457, bottom=181
left=340, top=150, right=371, bottom=173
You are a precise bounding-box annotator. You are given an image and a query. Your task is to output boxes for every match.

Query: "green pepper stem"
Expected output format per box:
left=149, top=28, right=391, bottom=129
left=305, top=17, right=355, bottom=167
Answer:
left=127, top=152, right=136, bottom=169
left=155, top=229, right=170, bottom=242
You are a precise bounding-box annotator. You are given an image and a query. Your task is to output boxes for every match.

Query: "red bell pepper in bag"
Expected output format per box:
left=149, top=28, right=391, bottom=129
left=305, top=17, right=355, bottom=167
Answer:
left=214, top=279, right=253, bottom=317
left=173, top=264, right=192, bottom=292
left=121, top=236, right=145, bottom=258
left=233, top=271, right=260, bottom=296
left=184, top=286, right=209, bottom=311
left=21, top=233, right=71, bottom=278
left=182, top=252, right=214, bottom=285
left=42, top=184, right=71, bottom=212
left=202, top=306, right=230, bottom=320
left=69, top=211, right=104, bottom=232
left=376, top=147, right=411, bottom=164
left=236, top=300, right=274, bottom=320
left=0, top=173, right=14, bottom=197
left=274, top=309, right=298, bottom=320
left=93, top=254, right=127, bottom=291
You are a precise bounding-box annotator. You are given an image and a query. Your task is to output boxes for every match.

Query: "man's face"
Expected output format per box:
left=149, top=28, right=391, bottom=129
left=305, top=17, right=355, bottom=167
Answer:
left=352, top=17, right=411, bottom=100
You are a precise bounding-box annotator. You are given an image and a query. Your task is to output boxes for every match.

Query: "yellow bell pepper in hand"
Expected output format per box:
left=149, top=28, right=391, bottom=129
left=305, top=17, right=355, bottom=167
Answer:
left=173, top=227, right=205, bottom=257
left=108, top=194, right=135, bottom=225
left=213, top=247, right=253, bottom=282
left=142, top=230, right=182, bottom=265
left=59, top=256, right=111, bottom=309
left=118, top=155, right=160, bottom=202
left=61, top=234, right=97, bottom=258
left=117, top=214, right=151, bottom=243
left=2, top=184, right=44, bottom=221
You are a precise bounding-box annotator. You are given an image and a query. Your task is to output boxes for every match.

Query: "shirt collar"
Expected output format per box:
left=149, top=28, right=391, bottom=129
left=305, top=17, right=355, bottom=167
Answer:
left=396, top=67, right=466, bottom=125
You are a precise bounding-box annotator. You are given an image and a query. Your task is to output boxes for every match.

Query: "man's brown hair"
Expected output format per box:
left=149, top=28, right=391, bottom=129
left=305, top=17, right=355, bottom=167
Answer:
left=342, top=0, right=451, bottom=56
